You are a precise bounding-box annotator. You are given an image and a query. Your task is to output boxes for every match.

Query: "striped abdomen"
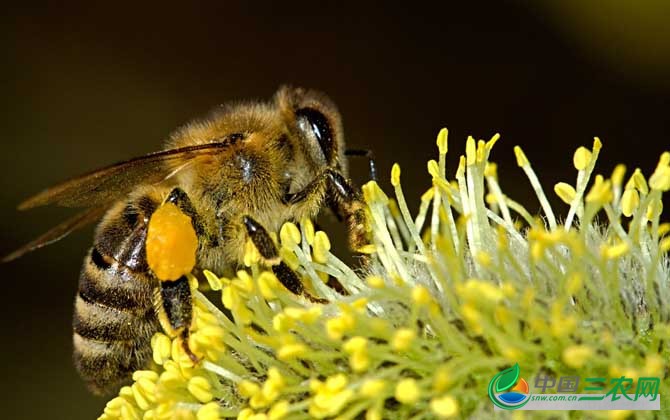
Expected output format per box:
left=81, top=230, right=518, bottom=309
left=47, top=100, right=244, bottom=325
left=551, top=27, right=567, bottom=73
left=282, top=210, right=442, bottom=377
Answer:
left=73, top=198, right=160, bottom=395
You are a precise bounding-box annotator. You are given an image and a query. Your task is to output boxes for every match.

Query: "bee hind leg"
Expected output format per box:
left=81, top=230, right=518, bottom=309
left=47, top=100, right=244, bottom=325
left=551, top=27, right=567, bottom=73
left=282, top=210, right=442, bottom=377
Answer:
left=156, top=275, right=199, bottom=363
left=243, top=216, right=327, bottom=304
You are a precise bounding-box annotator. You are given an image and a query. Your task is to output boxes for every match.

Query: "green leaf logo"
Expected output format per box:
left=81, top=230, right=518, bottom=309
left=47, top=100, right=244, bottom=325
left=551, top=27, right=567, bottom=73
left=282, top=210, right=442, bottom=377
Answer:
left=495, top=363, right=520, bottom=393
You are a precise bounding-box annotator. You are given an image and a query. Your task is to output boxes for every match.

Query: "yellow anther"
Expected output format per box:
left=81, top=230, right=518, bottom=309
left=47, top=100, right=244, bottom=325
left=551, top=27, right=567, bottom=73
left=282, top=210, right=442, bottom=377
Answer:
left=197, top=402, right=221, bottom=420
left=431, top=395, right=459, bottom=418
left=476, top=140, right=486, bottom=163
left=395, top=378, right=420, bottom=404
left=361, top=379, right=386, bottom=398
left=554, top=182, right=576, bottom=204
left=258, top=271, right=279, bottom=300
left=475, top=250, right=492, bottom=268
left=585, top=175, right=612, bottom=204
left=391, top=328, right=416, bottom=351
left=277, top=343, right=309, bottom=360
left=611, top=164, right=626, bottom=186
left=146, top=202, right=198, bottom=281
left=621, top=189, right=639, bottom=217
left=632, top=169, right=649, bottom=194
left=421, top=187, right=435, bottom=203
left=302, top=218, right=315, bottom=245
left=601, top=242, right=629, bottom=260
left=658, top=151, right=670, bottom=168
left=486, top=133, right=500, bottom=154
left=566, top=272, right=583, bottom=294
left=412, top=285, right=432, bottom=305
left=239, top=380, right=261, bottom=398
left=590, top=137, right=601, bottom=153
left=279, top=223, right=301, bottom=248
left=484, top=162, right=498, bottom=178
left=188, top=376, right=213, bottom=403
left=562, top=345, right=593, bottom=368
left=456, top=155, right=466, bottom=178
left=466, top=136, right=476, bottom=165
left=427, top=159, right=440, bottom=178
left=647, top=199, right=663, bottom=220
left=514, top=146, right=529, bottom=167
left=660, top=237, right=670, bottom=253
left=391, top=163, right=401, bottom=187
left=268, top=401, right=289, bottom=420
left=151, top=333, right=171, bottom=365
left=367, top=275, right=385, bottom=288
left=203, top=270, right=222, bottom=290
left=343, top=336, right=367, bottom=353
left=272, top=313, right=293, bottom=332
left=658, top=223, right=670, bottom=237
left=649, top=165, right=670, bottom=191
left=573, top=146, right=592, bottom=171
left=436, top=128, right=448, bottom=154
left=312, top=231, right=331, bottom=263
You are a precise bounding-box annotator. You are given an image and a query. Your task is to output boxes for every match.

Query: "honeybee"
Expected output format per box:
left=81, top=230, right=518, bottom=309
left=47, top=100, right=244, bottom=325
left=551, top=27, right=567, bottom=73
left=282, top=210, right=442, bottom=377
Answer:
left=4, top=86, right=372, bottom=394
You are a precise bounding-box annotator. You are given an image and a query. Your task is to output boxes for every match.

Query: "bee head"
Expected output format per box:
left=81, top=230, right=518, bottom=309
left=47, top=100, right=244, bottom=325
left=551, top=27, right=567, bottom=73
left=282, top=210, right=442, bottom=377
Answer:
left=276, top=86, right=348, bottom=176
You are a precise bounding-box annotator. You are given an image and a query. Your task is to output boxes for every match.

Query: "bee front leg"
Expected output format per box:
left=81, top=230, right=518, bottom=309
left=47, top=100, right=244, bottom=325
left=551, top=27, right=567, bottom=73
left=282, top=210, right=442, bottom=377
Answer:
left=243, top=216, right=327, bottom=303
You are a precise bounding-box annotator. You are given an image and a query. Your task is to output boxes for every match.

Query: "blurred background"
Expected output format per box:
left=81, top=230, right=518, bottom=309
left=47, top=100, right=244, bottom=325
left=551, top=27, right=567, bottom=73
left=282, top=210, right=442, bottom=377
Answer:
left=2, top=1, right=669, bottom=418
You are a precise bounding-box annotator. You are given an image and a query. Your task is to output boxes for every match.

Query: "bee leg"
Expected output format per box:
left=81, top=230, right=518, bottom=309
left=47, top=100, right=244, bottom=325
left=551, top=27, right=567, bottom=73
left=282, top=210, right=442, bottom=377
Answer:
left=284, top=169, right=368, bottom=252
left=165, top=187, right=204, bottom=236
left=243, top=216, right=327, bottom=303
left=156, top=275, right=199, bottom=363
left=345, top=148, right=377, bottom=181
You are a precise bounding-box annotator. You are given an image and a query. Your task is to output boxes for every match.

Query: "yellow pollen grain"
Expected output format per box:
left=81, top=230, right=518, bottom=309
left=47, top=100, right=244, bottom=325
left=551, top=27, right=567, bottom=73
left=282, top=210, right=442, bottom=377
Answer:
left=431, top=395, right=459, bottom=418
left=554, top=182, right=576, bottom=204
left=391, top=163, right=401, bottom=187
left=146, top=202, right=198, bottom=281
left=395, top=378, right=420, bottom=404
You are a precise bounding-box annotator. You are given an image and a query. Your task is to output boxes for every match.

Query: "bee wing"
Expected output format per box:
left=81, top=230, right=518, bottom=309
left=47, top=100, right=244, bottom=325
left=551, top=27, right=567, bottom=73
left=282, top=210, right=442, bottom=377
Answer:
left=18, top=142, right=231, bottom=210
left=2, top=205, right=109, bottom=262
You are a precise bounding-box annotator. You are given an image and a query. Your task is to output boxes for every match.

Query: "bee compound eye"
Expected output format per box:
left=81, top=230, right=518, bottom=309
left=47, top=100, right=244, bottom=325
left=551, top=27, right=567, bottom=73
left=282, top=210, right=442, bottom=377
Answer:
left=296, top=107, right=333, bottom=161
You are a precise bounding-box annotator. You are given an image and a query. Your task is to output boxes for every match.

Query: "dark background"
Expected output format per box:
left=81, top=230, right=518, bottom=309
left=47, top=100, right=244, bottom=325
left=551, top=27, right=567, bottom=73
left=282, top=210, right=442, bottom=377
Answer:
left=2, top=2, right=669, bottom=419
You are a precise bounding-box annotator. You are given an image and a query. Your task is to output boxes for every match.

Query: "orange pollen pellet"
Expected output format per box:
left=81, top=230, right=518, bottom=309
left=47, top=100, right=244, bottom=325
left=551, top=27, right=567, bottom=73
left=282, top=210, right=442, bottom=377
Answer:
left=146, top=202, right=198, bottom=281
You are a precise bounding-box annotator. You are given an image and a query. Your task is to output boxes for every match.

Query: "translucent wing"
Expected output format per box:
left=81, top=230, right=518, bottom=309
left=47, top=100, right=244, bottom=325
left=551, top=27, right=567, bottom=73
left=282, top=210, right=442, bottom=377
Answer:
left=18, top=142, right=232, bottom=210
left=2, top=206, right=108, bottom=262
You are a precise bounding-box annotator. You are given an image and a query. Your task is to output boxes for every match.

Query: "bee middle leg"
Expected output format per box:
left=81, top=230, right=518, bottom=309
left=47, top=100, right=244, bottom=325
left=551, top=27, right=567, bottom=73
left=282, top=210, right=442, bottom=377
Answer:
left=243, top=216, right=327, bottom=303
